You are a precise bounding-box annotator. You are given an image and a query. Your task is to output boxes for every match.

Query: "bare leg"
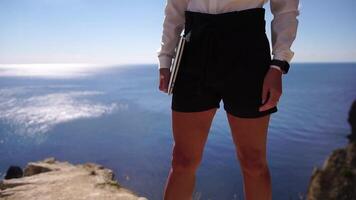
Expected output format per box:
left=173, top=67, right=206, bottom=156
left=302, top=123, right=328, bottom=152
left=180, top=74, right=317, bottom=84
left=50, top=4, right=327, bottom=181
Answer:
left=226, top=113, right=272, bottom=200
left=164, top=108, right=217, bottom=200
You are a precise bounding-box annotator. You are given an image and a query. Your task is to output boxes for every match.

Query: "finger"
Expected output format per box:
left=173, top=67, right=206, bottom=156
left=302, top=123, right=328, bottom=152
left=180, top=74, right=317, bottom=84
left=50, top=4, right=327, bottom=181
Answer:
left=269, top=88, right=281, bottom=104
left=260, top=92, right=278, bottom=111
left=259, top=100, right=274, bottom=112
left=259, top=90, right=279, bottom=111
left=259, top=96, right=271, bottom=112
left=261, top=85, right=268, bottom=104
left=159, top=75, right=165, bottom=92
left=162, top=76, right=169, bottom=93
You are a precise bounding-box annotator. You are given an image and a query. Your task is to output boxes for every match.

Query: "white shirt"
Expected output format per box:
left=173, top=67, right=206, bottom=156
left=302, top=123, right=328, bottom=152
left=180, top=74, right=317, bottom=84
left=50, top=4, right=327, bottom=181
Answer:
left=156, top=0, right=300, bottom=71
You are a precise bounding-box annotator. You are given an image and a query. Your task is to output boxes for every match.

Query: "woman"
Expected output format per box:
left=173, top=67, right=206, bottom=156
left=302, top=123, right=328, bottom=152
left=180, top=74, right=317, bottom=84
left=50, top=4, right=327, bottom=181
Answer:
left=157, top=0, right=299, bottom=199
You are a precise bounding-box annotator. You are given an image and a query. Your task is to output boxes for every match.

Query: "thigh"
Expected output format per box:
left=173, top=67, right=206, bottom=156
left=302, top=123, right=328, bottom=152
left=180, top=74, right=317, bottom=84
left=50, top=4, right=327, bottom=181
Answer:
left=226, top=112, right=271, bottom=160
left=171, top=108, right=217, bottom=159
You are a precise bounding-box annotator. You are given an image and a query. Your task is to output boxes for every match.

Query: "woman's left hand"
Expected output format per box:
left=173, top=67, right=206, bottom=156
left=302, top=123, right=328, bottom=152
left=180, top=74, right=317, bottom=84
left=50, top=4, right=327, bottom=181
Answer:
left=259, top=67, right=283, bottom=112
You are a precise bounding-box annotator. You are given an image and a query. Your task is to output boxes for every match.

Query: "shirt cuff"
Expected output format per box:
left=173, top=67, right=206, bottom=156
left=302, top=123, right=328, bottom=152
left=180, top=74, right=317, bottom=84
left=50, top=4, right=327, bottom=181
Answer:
left=270, top=64, right=284, bottom=73
left=272, top=51, right=294, bottom=64
left=157, top=55, right=172, bottom=69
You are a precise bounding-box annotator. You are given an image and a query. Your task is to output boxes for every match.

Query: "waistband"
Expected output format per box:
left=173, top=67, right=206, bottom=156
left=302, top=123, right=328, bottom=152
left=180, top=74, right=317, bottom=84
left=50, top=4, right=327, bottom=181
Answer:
left=183, top=7, right=266, bottom=38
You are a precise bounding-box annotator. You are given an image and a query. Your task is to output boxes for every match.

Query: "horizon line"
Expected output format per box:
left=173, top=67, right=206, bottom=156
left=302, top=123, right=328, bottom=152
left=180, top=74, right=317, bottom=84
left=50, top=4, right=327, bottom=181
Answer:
left=0, top=61, right=356, bottom=66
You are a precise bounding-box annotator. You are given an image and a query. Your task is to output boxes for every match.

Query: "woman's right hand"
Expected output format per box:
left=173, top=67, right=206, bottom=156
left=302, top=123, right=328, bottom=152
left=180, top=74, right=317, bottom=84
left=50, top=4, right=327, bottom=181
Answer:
left=158, top=68, right=171, bottom=93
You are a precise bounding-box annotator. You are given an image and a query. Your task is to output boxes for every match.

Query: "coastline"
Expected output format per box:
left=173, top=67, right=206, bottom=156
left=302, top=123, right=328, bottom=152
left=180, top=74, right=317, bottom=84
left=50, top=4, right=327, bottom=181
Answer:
left=0, top=157, right=147, bottom=200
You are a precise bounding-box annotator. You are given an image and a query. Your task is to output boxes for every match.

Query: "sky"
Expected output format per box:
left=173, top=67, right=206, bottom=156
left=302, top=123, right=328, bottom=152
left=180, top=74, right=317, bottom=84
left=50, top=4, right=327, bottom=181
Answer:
left=0, top=0, right=355, bottom=65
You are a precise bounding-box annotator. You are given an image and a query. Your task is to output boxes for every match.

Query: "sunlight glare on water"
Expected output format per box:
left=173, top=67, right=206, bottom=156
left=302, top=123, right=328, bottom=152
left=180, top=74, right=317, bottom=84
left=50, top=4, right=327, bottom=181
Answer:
left=0, top=63, right=119, bottom=78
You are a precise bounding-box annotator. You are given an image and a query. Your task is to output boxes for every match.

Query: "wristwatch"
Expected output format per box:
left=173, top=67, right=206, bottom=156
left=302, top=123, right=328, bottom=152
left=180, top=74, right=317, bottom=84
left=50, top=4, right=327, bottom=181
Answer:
left=270, top=59, right=290, bottom=74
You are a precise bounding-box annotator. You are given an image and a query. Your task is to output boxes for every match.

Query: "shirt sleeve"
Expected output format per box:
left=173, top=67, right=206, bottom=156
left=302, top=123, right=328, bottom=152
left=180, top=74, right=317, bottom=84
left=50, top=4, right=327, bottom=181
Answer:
left=156, top=0, right=189, bottom=69
left=270, top=0, right=300, bottom=63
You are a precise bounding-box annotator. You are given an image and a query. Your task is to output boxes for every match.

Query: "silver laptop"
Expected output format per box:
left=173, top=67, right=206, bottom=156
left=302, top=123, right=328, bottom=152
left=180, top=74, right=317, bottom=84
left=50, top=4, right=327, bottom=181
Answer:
left=167, top=31, right=190, bottom=95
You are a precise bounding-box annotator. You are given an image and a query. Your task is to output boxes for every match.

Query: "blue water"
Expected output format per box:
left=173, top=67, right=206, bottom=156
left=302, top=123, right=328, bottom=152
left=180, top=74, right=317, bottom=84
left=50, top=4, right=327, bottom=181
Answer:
left=0, top=63, right=355, bottom=200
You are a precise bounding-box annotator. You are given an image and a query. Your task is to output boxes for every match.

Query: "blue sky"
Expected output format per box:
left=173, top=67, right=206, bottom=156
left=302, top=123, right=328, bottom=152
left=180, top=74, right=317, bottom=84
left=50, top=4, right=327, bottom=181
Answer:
left=0, top=0, right=355, bottom=64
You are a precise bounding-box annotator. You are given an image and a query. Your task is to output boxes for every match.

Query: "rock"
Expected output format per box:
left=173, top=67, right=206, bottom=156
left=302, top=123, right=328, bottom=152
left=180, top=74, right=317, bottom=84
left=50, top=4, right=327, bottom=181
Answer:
left=23, top=162, right=52, bottom=177
left=347, top=100, right=356, bottom=142
left=306, top=100, right=356, bottom=200
left=0, top=158, right=148, bottom=200
left=4, top=166, right=23, bottom=180
left=306, top=142, right=356, bottom=200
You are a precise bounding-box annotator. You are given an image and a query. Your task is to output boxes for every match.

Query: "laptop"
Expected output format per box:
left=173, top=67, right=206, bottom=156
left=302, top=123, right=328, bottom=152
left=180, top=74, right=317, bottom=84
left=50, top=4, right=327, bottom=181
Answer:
left=167, top=31, right=190, bottom=95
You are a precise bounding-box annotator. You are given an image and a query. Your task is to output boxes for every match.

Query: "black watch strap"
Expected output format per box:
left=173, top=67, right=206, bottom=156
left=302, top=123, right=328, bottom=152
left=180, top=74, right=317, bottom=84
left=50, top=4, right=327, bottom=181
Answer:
left=270, top=59, right=290, bottom=74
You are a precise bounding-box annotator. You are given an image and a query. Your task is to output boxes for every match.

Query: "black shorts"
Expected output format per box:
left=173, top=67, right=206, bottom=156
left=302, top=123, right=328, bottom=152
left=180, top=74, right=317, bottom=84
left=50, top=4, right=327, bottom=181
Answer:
left=171, top=7, right=278, bottom=118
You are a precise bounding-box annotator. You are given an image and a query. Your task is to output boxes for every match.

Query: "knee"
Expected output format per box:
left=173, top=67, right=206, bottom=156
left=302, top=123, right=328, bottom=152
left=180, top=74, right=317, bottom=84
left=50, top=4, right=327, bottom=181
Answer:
left=237, top=148, right=268, bottom=176
left=171, top=148, right=202, bottom=173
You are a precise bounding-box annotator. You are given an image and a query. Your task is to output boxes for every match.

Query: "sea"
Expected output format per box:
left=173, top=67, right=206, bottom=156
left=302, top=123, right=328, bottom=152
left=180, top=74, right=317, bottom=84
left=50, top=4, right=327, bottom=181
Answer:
left=0, top=63, right=355, bottom=200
